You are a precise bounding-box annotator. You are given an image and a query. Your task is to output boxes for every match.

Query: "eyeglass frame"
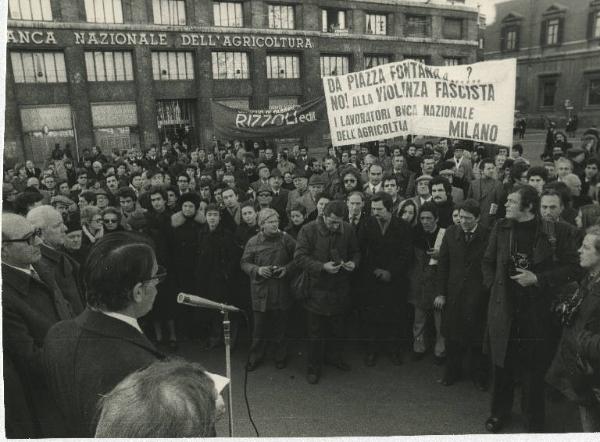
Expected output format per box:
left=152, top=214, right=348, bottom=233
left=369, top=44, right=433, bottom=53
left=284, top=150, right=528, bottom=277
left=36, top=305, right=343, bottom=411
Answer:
left=102, top=217, right=119, bottom=224
left=3, top=228, right=42, bottom=245
left=140, top=265, right=167, bottom=285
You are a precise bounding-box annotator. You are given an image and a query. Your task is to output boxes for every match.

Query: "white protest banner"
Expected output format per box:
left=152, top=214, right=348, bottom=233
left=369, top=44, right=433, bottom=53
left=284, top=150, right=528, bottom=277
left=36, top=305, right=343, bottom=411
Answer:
left=323, top=58, right=516, bottom=147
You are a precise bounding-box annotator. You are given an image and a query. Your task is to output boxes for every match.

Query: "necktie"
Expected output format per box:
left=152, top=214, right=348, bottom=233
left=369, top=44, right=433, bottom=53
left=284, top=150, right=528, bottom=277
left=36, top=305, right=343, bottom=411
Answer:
left=465, top=232, right=472, bottom=243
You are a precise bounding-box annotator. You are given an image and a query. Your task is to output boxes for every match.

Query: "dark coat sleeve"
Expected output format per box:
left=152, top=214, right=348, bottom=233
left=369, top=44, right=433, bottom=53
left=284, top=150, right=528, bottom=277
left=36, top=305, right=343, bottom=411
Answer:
left=294, top=225, right=324, bottom=275
left=536, top=223, right=580, bottom=291
left=482, top=222, right=499, bottom=289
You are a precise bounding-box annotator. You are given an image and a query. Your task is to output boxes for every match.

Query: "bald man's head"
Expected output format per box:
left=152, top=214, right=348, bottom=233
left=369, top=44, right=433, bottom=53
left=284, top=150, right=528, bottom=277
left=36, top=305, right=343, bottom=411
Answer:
left=26, top=205, right=66, bottom=248
left=2, top=213, right=42, bottom=268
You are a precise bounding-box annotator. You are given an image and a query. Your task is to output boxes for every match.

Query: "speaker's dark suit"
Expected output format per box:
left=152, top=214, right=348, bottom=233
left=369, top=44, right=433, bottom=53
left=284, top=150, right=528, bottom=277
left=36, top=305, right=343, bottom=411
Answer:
left=43, top=309, right=164, bottom=437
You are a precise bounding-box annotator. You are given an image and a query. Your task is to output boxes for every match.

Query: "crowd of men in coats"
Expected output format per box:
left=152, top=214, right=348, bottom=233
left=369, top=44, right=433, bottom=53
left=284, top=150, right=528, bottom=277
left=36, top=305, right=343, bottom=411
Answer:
left=2, top=130, right=600, bottom=437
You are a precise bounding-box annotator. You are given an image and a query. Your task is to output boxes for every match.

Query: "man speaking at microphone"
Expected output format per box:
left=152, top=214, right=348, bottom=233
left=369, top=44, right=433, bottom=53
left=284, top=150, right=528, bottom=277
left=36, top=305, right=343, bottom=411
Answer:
left=43, top=232, right=165, bottom=437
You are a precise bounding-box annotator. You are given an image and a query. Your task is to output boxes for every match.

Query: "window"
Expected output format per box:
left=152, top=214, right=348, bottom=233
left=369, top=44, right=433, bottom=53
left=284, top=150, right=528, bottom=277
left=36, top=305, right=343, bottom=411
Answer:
left=322, top=9, right=347, bottom=33
left=152, top=0, right=185, bottom=25
left=268, top=4, right=294, bottom=29
left=443, top=57, right=461, bottom=66
left=214, top=1, right=243, bottom=27
left=320, top=55, right=349, bottom=77
left=479, top=37, right=484, bottom=49
left=85, top=51, right=133, bottom=81
left=443, top=18, right=463, bottom=39
left=151, top=52, right=194, bottom=80
left=588, top=78, right=600, bottom=106
left=506, top=29, right=517, bottom=50
left=364, top=55, right=389, bottom=69
left=266, top=54, right=299, bottom=79
left=9, top=0, right=52, bottom=20
left=84, top=0, right=123, bottom=23
left=366, top=13, right=387, bottom=35
left=405, top=15, right=430, bottom=37
left=539, top=77, right=558, bottom=107
left=404, top=56, right=429, bottom=65
left=596, top=12, right=600, bottom=38
left=212, top=52, right=249, bottom=79
left=11, top=51, right=67, bottom=83
left=546, top=18, right=559, bottom=45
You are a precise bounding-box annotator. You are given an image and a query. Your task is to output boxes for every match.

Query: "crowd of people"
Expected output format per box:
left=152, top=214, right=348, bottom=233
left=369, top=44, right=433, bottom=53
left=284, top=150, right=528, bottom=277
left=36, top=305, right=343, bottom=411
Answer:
left=2, top=127, right=600, bottom=437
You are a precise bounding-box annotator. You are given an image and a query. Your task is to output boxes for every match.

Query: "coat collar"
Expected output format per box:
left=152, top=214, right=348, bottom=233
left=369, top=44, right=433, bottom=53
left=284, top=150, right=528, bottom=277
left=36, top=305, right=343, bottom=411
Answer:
left=315, top=215, right=346, bottom=236
left=77, top=309, right=164, bottom=358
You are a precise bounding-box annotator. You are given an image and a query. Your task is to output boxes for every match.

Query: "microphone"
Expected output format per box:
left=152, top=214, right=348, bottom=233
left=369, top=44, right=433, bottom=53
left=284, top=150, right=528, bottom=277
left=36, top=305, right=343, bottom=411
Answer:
left=177, top=293, right=241, bottom=313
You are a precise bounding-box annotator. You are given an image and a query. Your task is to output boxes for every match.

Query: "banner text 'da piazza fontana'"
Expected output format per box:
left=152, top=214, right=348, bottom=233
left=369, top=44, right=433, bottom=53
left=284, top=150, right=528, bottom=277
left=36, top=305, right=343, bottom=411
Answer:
left=7, top=29, right=314, bottom=49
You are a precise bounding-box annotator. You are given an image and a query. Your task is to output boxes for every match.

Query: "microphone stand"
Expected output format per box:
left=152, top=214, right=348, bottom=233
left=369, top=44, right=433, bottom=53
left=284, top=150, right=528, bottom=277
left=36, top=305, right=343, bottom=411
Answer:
left=222, top=309, right=234, bottom=437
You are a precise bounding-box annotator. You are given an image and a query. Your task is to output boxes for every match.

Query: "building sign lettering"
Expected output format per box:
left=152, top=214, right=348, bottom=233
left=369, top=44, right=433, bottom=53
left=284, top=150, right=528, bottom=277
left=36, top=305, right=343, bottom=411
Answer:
left=73, top=31, right=168, bottom=46
left=7, top=29, right=314, bottom=49
left=7, top=30, right=57, bottom=45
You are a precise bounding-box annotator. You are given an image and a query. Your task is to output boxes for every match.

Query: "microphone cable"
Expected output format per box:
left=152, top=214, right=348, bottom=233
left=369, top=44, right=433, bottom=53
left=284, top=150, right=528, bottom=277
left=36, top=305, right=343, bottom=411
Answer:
left=239, top=309, right=260, bottom=437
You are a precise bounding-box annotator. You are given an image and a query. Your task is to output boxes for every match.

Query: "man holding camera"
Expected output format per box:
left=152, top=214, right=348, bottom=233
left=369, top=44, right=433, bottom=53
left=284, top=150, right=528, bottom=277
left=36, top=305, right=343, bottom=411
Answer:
left=482, top=185, right=579, bottom=433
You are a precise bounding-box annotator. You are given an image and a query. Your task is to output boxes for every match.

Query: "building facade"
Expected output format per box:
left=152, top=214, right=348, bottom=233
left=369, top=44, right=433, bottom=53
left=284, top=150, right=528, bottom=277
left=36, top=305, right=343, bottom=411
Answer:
left=5, top=0, right=478, bottom=164
left=484, top=0, right=600, bottom=129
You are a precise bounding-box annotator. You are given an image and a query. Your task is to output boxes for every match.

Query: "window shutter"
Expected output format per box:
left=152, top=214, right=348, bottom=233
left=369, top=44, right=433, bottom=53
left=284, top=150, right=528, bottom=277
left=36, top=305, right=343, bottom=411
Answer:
left=557, top=17, right=565, bottom=44
left=500, top=27, right=506, bottom=51
left=515, top=26, right=521, bottom=50
left=540, top=19, right=547, bottom=46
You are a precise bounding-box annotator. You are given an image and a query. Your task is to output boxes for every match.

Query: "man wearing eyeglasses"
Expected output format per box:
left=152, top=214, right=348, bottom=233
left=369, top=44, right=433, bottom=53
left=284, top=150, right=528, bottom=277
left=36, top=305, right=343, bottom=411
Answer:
left=2, top=213, right=74, bottom=437
left=43, top=232, right=165, bottom=437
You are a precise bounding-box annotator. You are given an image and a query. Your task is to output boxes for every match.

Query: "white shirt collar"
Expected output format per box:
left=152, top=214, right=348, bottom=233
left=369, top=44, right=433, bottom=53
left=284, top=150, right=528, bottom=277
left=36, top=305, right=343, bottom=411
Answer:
left=100, top=311, right=143, bottom=334
left=5, top=263, right=33, bottom=276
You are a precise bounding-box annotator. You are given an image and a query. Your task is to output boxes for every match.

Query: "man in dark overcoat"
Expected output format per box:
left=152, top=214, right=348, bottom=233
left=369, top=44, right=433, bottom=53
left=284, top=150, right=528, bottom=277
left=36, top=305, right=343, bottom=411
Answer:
left=437, top=199, right=490, bottom=390
left=27, top=205, right=84, bottom=314
left=482, top=185, right=579, bottom=433
left=43, top=232, right=164, bottom=437
left=357, top=192, right=412, bottom=366
left=2, top=213, right=74, bottom=437
left=294, top=200, right=360, bottom=384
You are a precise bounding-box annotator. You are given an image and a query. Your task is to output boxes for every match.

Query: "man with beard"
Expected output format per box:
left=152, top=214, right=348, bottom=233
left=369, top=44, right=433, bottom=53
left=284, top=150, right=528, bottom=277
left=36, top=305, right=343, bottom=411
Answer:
left=430, top=176, right=454, bottom=228
left=357, top=192, right=412, bottom=366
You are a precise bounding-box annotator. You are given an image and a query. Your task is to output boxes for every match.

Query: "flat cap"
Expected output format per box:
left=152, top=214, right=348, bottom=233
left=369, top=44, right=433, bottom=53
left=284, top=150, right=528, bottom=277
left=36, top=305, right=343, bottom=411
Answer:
left=51, top=195, right=75, bottom=206
left=416, top=174, right=433, bottom=183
